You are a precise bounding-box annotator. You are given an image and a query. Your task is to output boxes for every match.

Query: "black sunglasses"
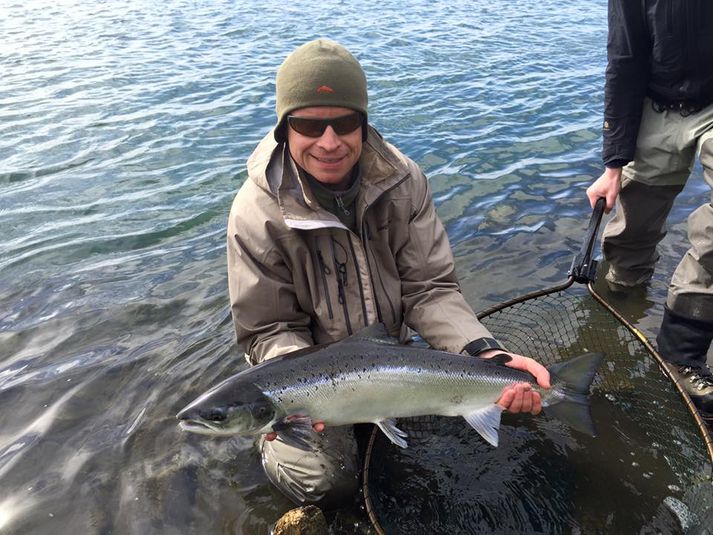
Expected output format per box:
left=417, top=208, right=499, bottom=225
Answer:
left=287, top=113, right=363, bottom=138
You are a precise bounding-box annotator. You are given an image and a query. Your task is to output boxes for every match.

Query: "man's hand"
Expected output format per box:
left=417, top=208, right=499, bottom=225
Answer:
left=480, top=349, right=551, bottom=415
left=586, top=167, right=622, bottom=213
left=264, top=421, right=325, bottom=442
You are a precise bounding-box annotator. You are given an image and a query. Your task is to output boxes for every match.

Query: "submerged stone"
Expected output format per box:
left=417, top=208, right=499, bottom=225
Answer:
left=273, top=505, right=328, bottom=535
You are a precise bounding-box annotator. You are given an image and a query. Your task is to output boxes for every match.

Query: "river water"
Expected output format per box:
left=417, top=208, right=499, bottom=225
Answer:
left=1, top=0, right=710, bottom=533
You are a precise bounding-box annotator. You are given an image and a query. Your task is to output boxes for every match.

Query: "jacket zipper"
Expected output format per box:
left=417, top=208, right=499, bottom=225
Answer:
left=360, top=173, right=410, bottom=324
left=335, top=195, right=351, bottom=216
left=362, top=220, right=396, bottom=324
left=347, top=232, right=370, bottom=325
left=316, top=245, right=334, bottom=320
left=330, top=237, right=353, bottom=335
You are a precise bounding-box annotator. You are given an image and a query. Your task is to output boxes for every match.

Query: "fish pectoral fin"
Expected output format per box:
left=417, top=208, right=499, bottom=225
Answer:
left=272, top=414, right=316, bottom=452
left=463, top=405, right=504, bottom=447
left=376, top=418, right=409, bottom=449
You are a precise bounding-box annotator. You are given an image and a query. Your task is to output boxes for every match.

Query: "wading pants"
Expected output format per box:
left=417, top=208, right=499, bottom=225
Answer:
left=260, top=426, right=360, bottom=508
left=602, top=98, right=713, bottom=365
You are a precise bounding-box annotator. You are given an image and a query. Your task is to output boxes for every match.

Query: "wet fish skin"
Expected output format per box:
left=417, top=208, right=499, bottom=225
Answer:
left=177, top=324, right=603, bottom=448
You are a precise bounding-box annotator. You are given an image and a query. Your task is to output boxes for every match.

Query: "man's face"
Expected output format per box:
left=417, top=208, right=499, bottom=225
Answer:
left=287, top=106, right=362, bottom=188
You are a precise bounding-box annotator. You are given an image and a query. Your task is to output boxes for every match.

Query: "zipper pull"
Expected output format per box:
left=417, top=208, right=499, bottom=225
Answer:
left=335, top=195, right=351, bottom=216
left=336, top=261, right=348, bottom=287
left=317, top=250, right=332, bottom=274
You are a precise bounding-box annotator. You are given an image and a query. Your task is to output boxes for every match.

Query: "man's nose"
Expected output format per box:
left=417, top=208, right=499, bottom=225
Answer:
left=316, top=126, right=341, bottom=150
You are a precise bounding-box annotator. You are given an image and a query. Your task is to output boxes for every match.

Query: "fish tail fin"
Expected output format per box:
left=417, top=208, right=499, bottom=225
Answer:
left=544, top=352, right=603, bottom=437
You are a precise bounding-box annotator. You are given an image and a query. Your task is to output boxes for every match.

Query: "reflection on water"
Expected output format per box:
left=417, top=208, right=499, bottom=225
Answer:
left=0, top=0, right=709, bottom=533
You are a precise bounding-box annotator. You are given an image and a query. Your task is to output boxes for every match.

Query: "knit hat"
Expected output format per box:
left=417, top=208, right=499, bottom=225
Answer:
left=274, top=39, right=368, bottom=142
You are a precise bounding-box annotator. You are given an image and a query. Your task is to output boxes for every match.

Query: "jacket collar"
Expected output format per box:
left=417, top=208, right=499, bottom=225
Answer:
left=246, top=126, right=410, bottom=230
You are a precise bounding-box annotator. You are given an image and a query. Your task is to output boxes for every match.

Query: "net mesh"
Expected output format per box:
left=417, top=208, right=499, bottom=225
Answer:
left=364, top=285, right=713, bottom=534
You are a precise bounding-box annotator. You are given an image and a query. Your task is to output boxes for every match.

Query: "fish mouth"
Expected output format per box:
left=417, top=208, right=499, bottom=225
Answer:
left=178, top=419, right=237, bottom=436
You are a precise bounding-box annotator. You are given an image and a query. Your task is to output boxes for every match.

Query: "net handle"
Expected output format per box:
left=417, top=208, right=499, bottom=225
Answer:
left=568, top=197, right=605, bottom=284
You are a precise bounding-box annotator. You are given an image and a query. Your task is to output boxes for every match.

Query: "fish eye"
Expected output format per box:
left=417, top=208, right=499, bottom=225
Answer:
left=253, top=403, right=271, bottom=419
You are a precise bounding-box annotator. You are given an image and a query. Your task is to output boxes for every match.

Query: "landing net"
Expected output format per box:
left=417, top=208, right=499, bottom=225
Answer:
left=363, top=201, right=713, bottom=534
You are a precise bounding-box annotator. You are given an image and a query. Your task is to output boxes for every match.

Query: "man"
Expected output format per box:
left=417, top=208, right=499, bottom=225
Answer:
left=586, top=1, right=713, bottom=413
left=228, top=39, right=550, bottom=506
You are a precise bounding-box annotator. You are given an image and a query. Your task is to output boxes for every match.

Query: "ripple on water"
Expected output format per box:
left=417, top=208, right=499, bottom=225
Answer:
left=0, top=0, right=709, bottom=533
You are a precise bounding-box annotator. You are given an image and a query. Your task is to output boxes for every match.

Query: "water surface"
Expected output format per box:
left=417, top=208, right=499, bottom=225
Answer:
left=1, top=0, right=710, bottom=533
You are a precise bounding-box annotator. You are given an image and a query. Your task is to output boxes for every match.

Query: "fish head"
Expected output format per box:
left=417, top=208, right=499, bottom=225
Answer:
left=176, top=381, right=275, bottom=436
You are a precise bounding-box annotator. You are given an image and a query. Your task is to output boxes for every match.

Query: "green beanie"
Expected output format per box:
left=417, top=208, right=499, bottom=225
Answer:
left=274, top=39, right=368, bottom=142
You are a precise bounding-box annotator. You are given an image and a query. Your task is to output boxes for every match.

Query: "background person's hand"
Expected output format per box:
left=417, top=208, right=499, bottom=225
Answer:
left=586, top=167, right=622, bottom=213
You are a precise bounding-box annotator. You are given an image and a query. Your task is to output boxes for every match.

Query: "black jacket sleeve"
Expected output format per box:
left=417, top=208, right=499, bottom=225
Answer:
left=602, top=0, right=651, bottom=166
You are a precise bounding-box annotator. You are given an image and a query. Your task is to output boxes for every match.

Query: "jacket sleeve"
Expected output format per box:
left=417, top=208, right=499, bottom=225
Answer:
left=396, top=161, right=493, bottom=353
left=602, top=0, right=651, bottom=166
left=227, top=194, right=313, bottom=364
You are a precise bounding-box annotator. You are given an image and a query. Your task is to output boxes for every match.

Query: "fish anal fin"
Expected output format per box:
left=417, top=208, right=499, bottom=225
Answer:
left=463, top=405, right=504, bottom=447
left=376, top=418, right=409, bottom=448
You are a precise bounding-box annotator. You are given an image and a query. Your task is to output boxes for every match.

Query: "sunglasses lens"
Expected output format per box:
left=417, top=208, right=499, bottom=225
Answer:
left=288, top=117, right=325, bottom=137
left=332, top=113, right=362, bottom=135
left=288, top=114, right=362, bottom=137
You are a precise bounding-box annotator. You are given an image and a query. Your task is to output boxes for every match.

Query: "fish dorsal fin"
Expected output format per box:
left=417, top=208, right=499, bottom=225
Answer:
left=376, top=418, right=409, bottom=448
left=335, top=323, right=401, bottom=347
left=463, top=405, right=504, bottom=447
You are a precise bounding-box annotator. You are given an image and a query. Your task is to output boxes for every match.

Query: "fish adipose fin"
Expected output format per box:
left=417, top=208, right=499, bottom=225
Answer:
left=463, top=405, right=505, bottom=447
left=545, top=352, right=604, bottom=437
left=376, top=418, right=409, bottom=448
left=272, top=414, right=316, bottom=451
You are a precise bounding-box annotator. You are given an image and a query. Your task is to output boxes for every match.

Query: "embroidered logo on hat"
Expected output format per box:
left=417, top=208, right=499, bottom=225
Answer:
left=316, top=85, right=335, bottom=94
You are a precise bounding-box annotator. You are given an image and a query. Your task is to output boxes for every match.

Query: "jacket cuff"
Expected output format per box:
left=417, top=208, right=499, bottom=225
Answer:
left=462, top=337, right=508, bottom=356
left=604, top=158, right=629, bottom=169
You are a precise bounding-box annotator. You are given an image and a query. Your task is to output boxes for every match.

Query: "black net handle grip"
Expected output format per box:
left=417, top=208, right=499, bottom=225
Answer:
left=568, top=197, right=606, bottom=284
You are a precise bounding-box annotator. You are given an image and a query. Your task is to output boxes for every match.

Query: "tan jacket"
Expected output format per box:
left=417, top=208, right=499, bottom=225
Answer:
left=227, top=126, right=492, bottom=363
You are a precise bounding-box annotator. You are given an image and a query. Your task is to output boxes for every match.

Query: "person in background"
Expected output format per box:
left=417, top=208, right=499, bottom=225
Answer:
left=227, top=38, right=550, bottom=507
left=586, top=1, right=713, bottom=413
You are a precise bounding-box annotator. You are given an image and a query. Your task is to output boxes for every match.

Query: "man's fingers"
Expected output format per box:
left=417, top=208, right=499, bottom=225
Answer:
left=497, top=386, right=516, bottom=409
left=266, top=421, right=324, bottom=441
left=531, top=392, right=543, bottom=415
left=519, top=388, right=533, bottom=414
left=498, top=383, right=545, bottom=415
left=509, top=388, right=524, bottom=413
left=520, top=358, right=550, bottom=389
